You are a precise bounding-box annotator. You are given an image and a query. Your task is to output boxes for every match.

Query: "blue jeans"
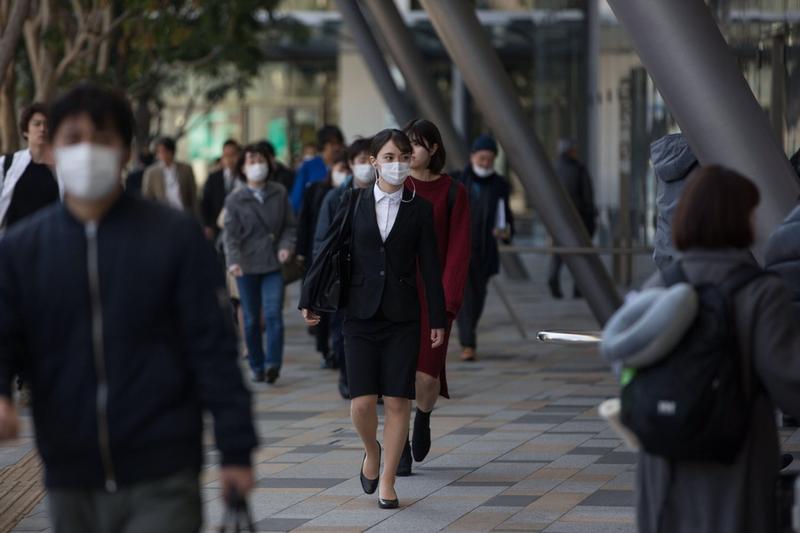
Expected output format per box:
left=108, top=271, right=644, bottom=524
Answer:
left=237, top=271, right=285, bottom=373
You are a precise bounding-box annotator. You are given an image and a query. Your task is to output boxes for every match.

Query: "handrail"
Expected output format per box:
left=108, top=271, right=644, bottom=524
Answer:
left=537, top=331, right=602, bottom=345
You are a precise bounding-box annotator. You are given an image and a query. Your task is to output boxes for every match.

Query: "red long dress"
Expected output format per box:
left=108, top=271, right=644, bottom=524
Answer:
left=407, top=174, right=471, bottom=398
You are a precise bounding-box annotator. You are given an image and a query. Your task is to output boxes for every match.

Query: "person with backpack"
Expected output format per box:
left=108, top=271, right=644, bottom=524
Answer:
left=396, top=119, right=470, bottom=476
left=627, top=166, right=800, bottom=533
left=0, top=103, right=60, bottom=235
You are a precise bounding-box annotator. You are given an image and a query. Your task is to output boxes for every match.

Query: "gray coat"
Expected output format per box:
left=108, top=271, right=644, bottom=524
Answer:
left=651, top=134, right=697, bottom=269
left=638, top=249, right=800, bottom=533
left=765, top=204, right=800, bottom=314
left=223, top=182, right=296, bottom=275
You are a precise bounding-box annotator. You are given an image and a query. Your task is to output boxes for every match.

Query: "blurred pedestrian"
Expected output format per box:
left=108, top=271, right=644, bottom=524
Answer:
left=547, top=138, right=596, bottom=298
left=124, top=149, right=155, bottom=196
left=143, top=136, right=198, bottom=216
left=202, top=139, right=240, bottom=242
left=223, top=143, right=296, bottom=384
left=290, top=126, right=345, bottom=213
left=313, top=137, right=374, bottom=399
left=636, top=166, right=800, bottom=533
left=0, top=103, right=60, bottom=234
left=456, top=134, right=513, bottom=362
left=300, top=129, right=446, bottom=509
left=397, top=119, right=470, bottom=476
left=297, top=155, right=350, bottom=369
left=259, top=140, right=295, bottom=192
left=0, top=84, right=257, bottom=532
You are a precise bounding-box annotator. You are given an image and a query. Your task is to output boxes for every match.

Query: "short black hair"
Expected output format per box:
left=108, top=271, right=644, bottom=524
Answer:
left=235, top=143, right=274, bottom=182
left=403, top=118, right=446, bottom=174
left=370, top=129, right=412, bottom=157
left=48, top=84, right=134, bottom=146
left=317, top=125, right=344, bottom=150
left=347, top=137, right=372, bottom=163
left=257, top=140, right=274, bottom=158
left=223, top=138, right=240, bottom=151
left=673, top=165, right=760, bottom=251
left=20, top=103, right=47, bottom=138
left=157, top=136, right=176, bottom=154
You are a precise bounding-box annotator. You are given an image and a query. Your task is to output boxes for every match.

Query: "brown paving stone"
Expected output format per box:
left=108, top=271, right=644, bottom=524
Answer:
left=528, top=468, right=580, bottom=481
left=443, top=508, right=517, bottom=531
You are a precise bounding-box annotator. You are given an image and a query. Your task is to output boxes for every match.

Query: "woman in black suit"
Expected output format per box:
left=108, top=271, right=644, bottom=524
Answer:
left=300, top=129, right=446, bottom=509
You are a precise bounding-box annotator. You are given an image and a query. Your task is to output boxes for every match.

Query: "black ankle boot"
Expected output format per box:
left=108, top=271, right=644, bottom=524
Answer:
left=412, top=408, right=432, bottom=462
left=396, top=439, right=412, bottom=477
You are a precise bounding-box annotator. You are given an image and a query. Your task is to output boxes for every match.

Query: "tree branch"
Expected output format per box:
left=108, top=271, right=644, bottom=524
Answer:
left=0, top=0, right=32, bottom=87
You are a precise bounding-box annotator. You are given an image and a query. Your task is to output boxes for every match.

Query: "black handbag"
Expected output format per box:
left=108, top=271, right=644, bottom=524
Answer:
left=306, top=188, right=363, bottom=313
left=217, top=489, right=255, bottom=533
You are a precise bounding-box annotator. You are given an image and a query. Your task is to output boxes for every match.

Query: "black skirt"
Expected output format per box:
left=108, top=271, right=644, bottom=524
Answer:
left=343, top=314, right=420, bottom=399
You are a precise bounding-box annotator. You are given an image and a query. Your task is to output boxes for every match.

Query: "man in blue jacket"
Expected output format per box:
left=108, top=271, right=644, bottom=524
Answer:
left=0, top=84, right=257, bottom=532
left=289, top=125, right=345, bottom=213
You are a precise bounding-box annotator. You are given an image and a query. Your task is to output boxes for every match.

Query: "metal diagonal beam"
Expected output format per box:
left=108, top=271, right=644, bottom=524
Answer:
left=362, top=0, right=469, bottom=170
left=420, top=0, right=621, bottom=325
left=334, top=0, right=416, bottom=126
left=607, top=0, right=800, bottom=255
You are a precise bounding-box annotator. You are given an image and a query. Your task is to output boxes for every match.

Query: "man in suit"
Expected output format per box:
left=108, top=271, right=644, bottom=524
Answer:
left=202, top=139, right=240, bottom=241
left=143, top=137, right=198, bottom=216
left=124, top=149, right=155, bottom=196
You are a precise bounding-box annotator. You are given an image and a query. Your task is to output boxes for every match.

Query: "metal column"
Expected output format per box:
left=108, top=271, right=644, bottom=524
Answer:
left=421, top=0, right=622, bottom=325
left=584, top=0, right=601, bottom=182
left=606, top=0, right=800, bottom=252
left=362, top=0, right=469, bottom=170
left=334, top=0, right=415, bottom=126
left=771, top=34, right=787, bottom=149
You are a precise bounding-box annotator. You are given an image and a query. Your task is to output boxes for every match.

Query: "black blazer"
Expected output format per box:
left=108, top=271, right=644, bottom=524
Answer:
left=346, top=187, right=446, bottom=328
left=201, top=169, right=231, bottom=233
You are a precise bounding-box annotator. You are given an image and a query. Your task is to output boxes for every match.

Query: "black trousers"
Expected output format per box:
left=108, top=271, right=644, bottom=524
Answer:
left=457, top=267, right=490, bottom=349
left=548, top=254, right=564, bottom=286
left=315, top=313, right=330, bottom=357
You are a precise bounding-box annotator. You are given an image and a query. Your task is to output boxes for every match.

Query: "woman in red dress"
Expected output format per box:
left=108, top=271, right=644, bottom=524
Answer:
left=398, top=119, right=471, bottom=475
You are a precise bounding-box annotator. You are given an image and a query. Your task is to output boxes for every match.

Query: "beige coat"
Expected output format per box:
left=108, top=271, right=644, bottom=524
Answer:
left=142, top=162, right=198, bottom=216
left=638, top=248, right=800, bottom=533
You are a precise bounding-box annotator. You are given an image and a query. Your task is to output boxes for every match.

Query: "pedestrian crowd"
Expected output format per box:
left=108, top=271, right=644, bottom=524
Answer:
left=0, top=84, right=518, bottom=531
left=4, top=82, right=800, bottom=533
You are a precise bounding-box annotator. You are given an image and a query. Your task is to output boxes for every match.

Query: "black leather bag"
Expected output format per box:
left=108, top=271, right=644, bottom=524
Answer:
left=305, top=188, right=362, bottom=313
left=217, top=490, right=254, bottom=533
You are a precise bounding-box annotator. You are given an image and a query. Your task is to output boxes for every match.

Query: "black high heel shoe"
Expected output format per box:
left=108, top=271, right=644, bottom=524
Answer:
left=360, top=442, right=381, bottom=494
left=378, top=496, right=399, bottom=509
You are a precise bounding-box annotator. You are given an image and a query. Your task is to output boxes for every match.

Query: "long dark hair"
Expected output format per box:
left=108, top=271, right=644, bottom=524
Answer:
left=403, top=118, right=446, bottom=174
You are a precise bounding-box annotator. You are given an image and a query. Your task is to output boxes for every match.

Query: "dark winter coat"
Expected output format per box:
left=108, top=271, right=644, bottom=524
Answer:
left=0, top=193, right=257, bottom=490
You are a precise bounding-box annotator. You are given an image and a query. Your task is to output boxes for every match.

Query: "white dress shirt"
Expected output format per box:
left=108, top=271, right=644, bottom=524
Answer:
left=223, top=167, right=235, bottom=194
left=373, top=182, right=403, bottom=242
left=162, top=163, right=183, bottom=210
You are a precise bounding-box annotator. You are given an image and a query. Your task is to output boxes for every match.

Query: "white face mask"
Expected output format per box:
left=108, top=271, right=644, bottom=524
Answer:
left=352, top=164, right=375, bottom=185
left=331, top=170, right=349, bottom=187
left=55, top=143, right=121, bottom=201
left=472, top=164, right=494, bottom=178
left=378, top=161, right=409, bottom=186
left=245, top=163, right=268, bottom=182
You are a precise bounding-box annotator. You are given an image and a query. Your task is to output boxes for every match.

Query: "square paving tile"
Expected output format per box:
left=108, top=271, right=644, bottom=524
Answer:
left=579, top=490, right=635, bottom=507
left=257, top=478, right=348, bottom=489
left=252, top=517, right=311, bottom=531
left=484, top=495, right=540, bottom=507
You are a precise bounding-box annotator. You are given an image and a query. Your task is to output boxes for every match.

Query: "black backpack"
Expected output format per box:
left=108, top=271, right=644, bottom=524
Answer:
left=621, top=261, right=765, bottom=463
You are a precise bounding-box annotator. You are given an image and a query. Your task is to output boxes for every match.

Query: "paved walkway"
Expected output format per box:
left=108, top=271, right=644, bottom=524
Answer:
left=6, top=256, right=642, bottom=533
